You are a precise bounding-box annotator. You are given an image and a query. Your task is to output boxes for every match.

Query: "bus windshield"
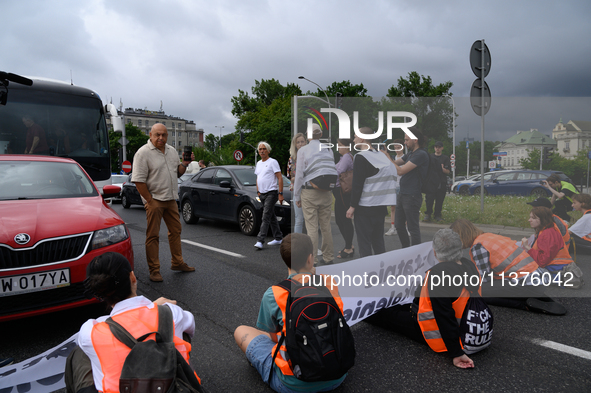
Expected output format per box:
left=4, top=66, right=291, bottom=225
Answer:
left=0, top=81, right=111, bottom=183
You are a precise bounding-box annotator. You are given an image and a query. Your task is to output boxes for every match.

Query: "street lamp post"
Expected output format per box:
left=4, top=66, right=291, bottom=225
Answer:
left=443, top=94, right=456, bottom=184
left=298, top=76, right=332, bottom=140
left=215, top=125, right=224, bottom=150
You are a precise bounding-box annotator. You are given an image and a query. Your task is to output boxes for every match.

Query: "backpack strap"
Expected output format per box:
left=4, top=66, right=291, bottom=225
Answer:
left=268, top=278, right=296, bottom=382
left=106, top=304, right=172, bottom=348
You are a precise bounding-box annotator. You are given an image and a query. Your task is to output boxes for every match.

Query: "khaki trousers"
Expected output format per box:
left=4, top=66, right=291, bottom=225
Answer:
left=145, top=199, right=185, bottom=273
left=301, top=188, right=334, bottom=262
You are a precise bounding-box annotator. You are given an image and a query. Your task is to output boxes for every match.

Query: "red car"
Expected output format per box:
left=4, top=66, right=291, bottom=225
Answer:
left=0, top=155, right=134, bottom=321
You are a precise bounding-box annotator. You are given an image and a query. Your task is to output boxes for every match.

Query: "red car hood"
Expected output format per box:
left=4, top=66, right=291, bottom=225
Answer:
left=0, top=196, right=124, bottom=249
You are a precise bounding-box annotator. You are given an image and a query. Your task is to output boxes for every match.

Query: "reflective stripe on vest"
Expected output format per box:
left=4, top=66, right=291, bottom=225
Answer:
left=417, top=272, right=469, bottom=353
left=531, top=225, right=573, bottom=266
left=91, top=304, right=198, bottom=393
left=301, top=144, right=337, bottom=185
left=472, top=233, right=538, bottom=278
left=270, top=274, right=344, bottom=376
left=357, top=150, right=397, bottom=207
left=553, top=215, right=570, bottom=247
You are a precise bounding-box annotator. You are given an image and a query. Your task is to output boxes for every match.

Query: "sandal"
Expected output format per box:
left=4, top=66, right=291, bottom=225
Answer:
left=337, top=248, right=355, bottom=259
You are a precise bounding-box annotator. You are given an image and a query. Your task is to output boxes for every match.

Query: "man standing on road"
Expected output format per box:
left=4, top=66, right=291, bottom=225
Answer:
left=132, top=123, right=195, bottom=282
left=254, top=141, right=284, bottom=250
left=393, top=128, right=429, bottom=248
left=424, top=141, right=451, bottom=222
left=543, top=175, right=579, bottom=222
left=294, top=124, right=338, bottom=264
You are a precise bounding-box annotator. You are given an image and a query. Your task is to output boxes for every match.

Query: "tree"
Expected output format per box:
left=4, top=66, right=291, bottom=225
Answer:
left=385, top=72, right=454, bottom=143
left=452, top=140, right=499, bottom=175
left=231, top=79, right=302, bottom=169
left=204, top=133, right=219, bottom=152
left=520, top=148, right=589, bottom=185
left=109, top=123, right=148, bottom=172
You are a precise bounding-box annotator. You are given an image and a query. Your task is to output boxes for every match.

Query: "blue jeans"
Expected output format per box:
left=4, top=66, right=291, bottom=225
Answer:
left=395, top=193, right=423, bottom=248
left=293, top=203, right=304, bottom=233
left=257, top=190, right=283, bottom=243
left=245, top=335, right=344, bottom=393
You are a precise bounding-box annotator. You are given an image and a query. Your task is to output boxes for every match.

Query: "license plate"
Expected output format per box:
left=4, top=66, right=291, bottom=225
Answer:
left=0, top=269, right=71, bottom=297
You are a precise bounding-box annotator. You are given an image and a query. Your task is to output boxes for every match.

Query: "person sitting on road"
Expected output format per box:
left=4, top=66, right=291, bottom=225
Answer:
left=233, top=233, right=348, bottom=392
left=366, top=229, right=484, bottom=369
left=65, top=252, right=201, bottom=393
left=450, top=219, right=567, bottom=315
left=568, top=193, right=591, bottom=255
left=542, top=175, right=579, bottom=222
left=520, top=206, right=573, bottom=273
left=526, top=197, right=571, bottom=250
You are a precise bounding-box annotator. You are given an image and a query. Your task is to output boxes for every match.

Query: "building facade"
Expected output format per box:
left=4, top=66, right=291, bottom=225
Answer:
left=495, top=129, right=557, bottom=170
left=122, top=108, right=204, bottom=154
left=552, top=120, right=591, bottom=159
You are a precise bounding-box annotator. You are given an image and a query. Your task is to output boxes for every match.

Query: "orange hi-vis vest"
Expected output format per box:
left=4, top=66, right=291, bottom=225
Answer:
left=270, top=274, right=344, bottom=377
left=91, top=304, right=199, bottom=393
left=553, top=215, right=571, bottom=247
left=417, top=271, right=470, bottom=353
left=532, top=225, right=573, bottom=267
left=471, top=233, right=538, bottom=279
left=582, top=210, right=591, bottom=242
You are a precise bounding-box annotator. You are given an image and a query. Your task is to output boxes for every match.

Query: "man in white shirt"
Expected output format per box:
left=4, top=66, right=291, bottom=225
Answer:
left=254, top=141, right=284, bottom=249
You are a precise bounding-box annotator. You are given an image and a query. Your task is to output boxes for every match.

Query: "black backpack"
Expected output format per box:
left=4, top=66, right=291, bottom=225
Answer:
left=270, top=277, right=356, bottom=382
left=421, top=151, right=442, bottom=194
left=459, top=293, right=494, bottom=354
left=106, top=305, right=205, bottom=393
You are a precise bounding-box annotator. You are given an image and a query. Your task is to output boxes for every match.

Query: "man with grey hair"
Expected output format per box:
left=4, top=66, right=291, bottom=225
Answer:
left=366, top=229, right=486, bottom=368
left=294, top=124, right=338, bottom=264
left=254, top=141, right=284, bottom=249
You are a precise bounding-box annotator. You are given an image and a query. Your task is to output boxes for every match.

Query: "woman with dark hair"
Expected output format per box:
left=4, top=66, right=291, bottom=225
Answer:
left=334, top=138, right=355, bottom=258
left=65, top=252, right=200, bottom=393
left=520, top=206, right=573, bottom=272
left=287, top=133, right=307, bottom=233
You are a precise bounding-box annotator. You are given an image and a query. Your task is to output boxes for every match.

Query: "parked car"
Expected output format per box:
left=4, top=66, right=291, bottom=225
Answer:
left=452, top=173, right=497, bottom=195
left=109, top=174, right=129, bottom=203
left=179, top=165, right=292, bottom=236
left=467, top=169, right=573, bottom=197
left=121, top=173, right=190, bottom=208
left=0, top=155, right=134, bottom=321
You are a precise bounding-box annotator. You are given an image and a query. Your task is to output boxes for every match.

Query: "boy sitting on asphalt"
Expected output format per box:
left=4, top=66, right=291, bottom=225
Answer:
left=233, top=233, right=349, bottom=392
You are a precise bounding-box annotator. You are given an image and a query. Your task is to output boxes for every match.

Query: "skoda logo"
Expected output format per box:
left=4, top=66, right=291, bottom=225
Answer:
left=14, top=233, right=31, bottom=245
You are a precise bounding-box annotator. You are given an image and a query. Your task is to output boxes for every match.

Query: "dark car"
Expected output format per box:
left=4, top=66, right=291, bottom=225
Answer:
left=179, top=165, right=292, bottom=236
left=467, top=170, right=573, bottom=197
left=120, top=174, right=142, bottom=208
left=121, top=173, right=190, bottom=208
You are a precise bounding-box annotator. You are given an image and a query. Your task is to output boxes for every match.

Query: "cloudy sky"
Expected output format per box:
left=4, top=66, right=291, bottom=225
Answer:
left=2, top=0, right=590, bottom=143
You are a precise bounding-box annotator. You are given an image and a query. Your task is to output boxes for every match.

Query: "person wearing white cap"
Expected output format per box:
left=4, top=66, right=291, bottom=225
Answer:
left=293, top=123, right=338, bottom=264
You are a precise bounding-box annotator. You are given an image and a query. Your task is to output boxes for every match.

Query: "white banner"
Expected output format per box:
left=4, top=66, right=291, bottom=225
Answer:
left=317, top=242, right=436, bottom=326
left=0, top=333, right=77, bottom=392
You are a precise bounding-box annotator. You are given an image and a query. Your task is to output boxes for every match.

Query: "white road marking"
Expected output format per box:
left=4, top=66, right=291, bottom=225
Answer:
left=532, top=339, right=591, bottom=360
left=181, top=239, right=245, bottom=258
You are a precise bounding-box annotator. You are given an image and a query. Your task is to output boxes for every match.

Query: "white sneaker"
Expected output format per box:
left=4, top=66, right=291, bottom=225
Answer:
left=254, top=242, right=263, bottom=249
left=385, top=226, right=397, bottom=236
left=268, top=239, right=282, bottom=245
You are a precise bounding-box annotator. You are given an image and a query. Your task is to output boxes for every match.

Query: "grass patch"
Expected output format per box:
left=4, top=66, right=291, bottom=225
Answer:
left=388, top=195, right=582, bottom=228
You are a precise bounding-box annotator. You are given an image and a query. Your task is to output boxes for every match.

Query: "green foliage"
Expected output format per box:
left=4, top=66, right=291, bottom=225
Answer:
left=520, top=148, right=590, bottom=184
left=387, top=71, right=453, bottom=98
left=385, top=72, right=454, bottom=142
left=428, top=194, right=583, bottom=227
left=451, top=140, right=499, bottom=176
left=231, top=79, right=302, bottom=170
left=109, top=123, right=148, bottom=172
